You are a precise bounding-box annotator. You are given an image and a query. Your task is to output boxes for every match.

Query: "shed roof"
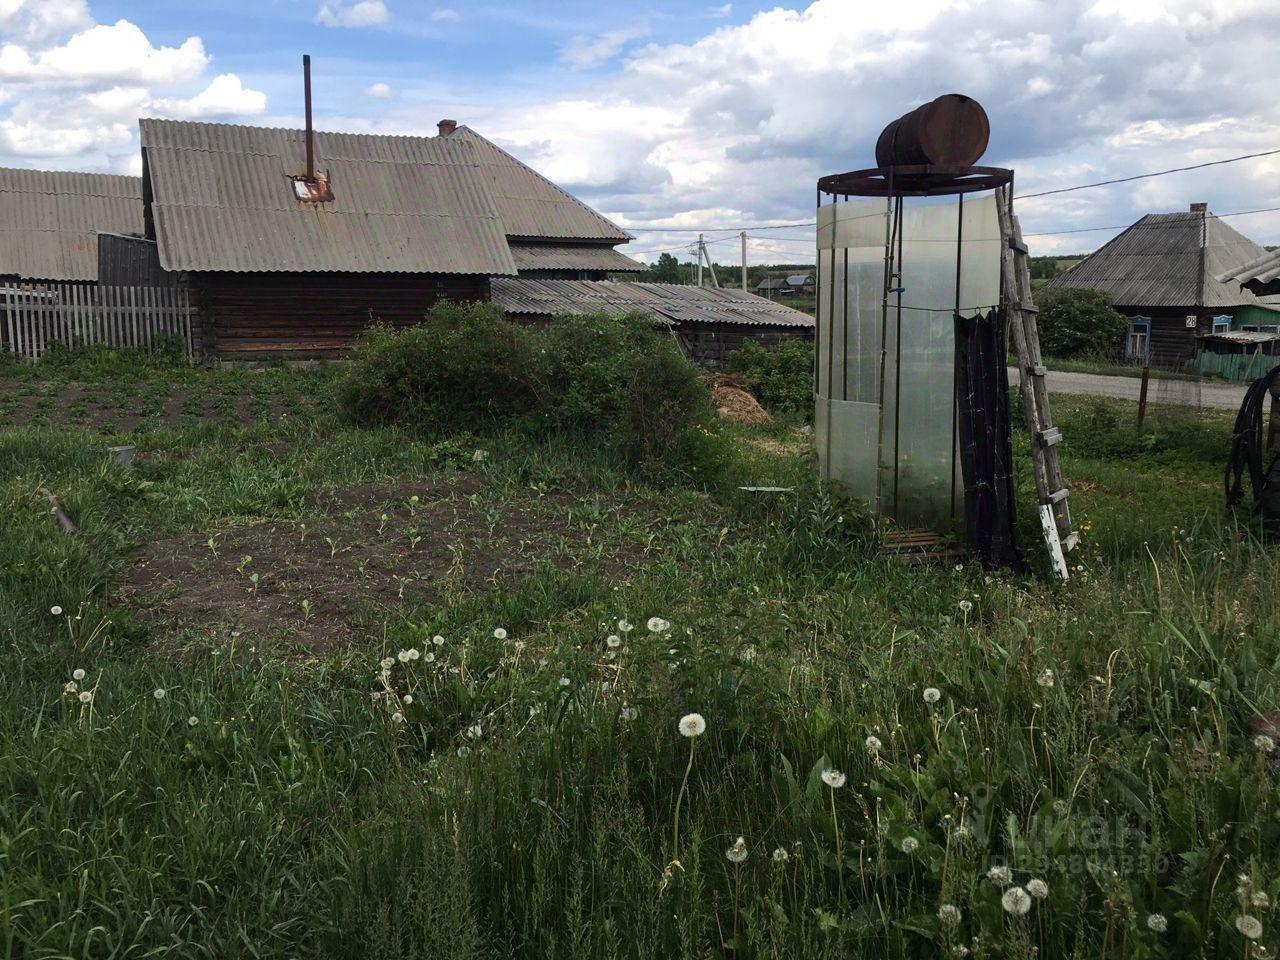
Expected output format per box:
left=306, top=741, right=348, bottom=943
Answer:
left=140, top=118, right=516, bottom=276
left=1044, top=209, right=1274, bottom=309
left=756, top=278, right=790, bottom=290
left=0, top=167, right=141, bottom=281
left=446, top=126, right=631, bottom=243
left=492, top=278, right=815, bottom=328
left=1218, top=248, right=1280, bottom=297
left=510, top=242, right=642, bottom=273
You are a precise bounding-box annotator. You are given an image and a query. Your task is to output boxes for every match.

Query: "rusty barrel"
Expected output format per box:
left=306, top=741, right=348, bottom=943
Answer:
left=874, top=94, right=990, bottom=168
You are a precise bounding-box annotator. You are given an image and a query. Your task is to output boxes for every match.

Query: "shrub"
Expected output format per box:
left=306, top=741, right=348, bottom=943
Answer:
left=1035, top=287, right=1127, bottom=359
left=338, top=302, right=718, bottom=474
left=726, top=339, right=814, bottom=417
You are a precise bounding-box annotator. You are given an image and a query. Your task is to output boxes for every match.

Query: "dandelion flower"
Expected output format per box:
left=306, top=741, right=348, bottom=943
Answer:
left=558, top=677, right=571, bottom=687
left=467, top=723, right=482, bottom=739
left=188, top=716, right=199, bottom=726
left=456, top=745, right=471, bottom=758
left=1052, top=799, right=1070, bottom=817
left=1001, top=886, right=1032, bottom=916
left=606, top=634, right=622, bottom=649
left=78, top=690, right=93, bottom=704
left=397, top=649, right=411, bottom=663
left=1036, top=668, right=1056, bottom=688
left=923, top=687, right=942, bottom=704
left=433, top=635, right=445, bottom=646
left=407, top=648, right=420, bottom=661
left=678, top=713, right=706, bottom=738
left=821, top=768, right=847, bottom=788
left=1236, top=915, right=1263, bottom=939
left=621, top=706, right=638, bottom=721
left=726, top=836, right=748, bottom=864
left=772, top=847, right=790, bottom=863
left=391, top=712, right=405, bottom=724
left=424, top=652, right=435, bottom=663
left=865, top=735, right=882, bottom=754
left=72, top=668, right=86, bottom=681
left=380, top=656, right=395, bottom=670
left=1026, top=878, right=1049, bottom=899
left=987, top=864, right=1013, bottom=886
left=1254, top=734, right=1276, bottom=753
left=647, top=617, right=671, bottom=633
left=1146, top=913, right=1168, bottom=933
left=493, top=628, right=508, bottom=640
left=618, top=619, right=634, bottom=633
left=402, top=694, right=413, bottom=705
left=1252, top=892, right=1270, bottom=910
left=938, top=904, right=961, bottom=926
left=153, top=688, right=166, bottom=700
left=958, top=599, right=973, bottom=614
left=50, top=605, right=63, bottom=616
left=900, top=836, right=919, bottom=854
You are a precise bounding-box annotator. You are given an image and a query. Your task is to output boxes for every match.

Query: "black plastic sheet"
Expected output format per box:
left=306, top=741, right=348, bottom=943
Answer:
left=954, top=308, right=1025, bottom=570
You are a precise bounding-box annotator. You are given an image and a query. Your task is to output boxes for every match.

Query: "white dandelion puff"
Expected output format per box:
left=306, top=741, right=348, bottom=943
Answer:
left=187, top=715, right=199, bottom=726
left=1254, top=734, right=1276, bottom=753
left=467, top=723, right=482, bottom=739
left=78, top=690, right=93, bottom=704
left=558, top=676, right=571, bottom=687
left=1251, top=892, right=1270, bottom=910
left=678, top=713, right=706, bottom=738
left=1052, top=799, right=1070, bottom=817
left=647, top=617, right=671, bottom=633
left=1026, top=878, right=1049, bottom=899
left=72, top=668, right=86, bottom=681
left=938, top=904, right=961, bottom=926
left=63, top=681, right=77, bottom=694
left=1146, top=913, right=1168, bottom=933
left=153, top=688, right=166, bottom=700
left=407, top=648, right=420, bottom=661
left=618, top=619, right=634, bottom=633
left=433, top=635, right=445, bottom=646
left=621, top=706, right=638, bottom=721
left=402, top=694, right=413, bottom=705
left=1002, top=886, right=1032, bottom=915
left=958, top=599, right=973, bottom=614
left=493, top=628, right=508, bottom=640
left=865, top=735, right=882, bottom=754
left=772, top=847, right=790, bottom=863
left=391, top=712, right=405, bottom=724
left=821, top=768, right=847, bottom=788
left=397, top=649, right=411, bottom=663
left=726, top=836, right=748, bottom=864
left=899, top=836, right=919, bottom=854
left=380, top=656, right=395, bottom=670
left=606, top=634, right=622, bottom=648
left=1036, top=668, right=1056, bottom=688
left=923, top=687, right=942, bottom=704
left=50, top=605, right=63, bottom=616
left=987, top=864, right=1013, bottom=886
left=424, top=652, right=435, bottom=663
left=1236, top=915, right=1263, bottom=939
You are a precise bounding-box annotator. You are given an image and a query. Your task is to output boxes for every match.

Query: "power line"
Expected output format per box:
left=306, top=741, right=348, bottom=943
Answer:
left=1014, top=148, right=1280, bottom=200
left=1022, top=204, right=1280, bottom=238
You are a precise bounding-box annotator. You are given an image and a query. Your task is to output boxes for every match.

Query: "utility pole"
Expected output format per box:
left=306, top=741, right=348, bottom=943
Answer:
left=696, top=234, right=703, bottom=287
left=740, top=231, right=748, bottom=291
left=705, top=244, right=720, bottom=288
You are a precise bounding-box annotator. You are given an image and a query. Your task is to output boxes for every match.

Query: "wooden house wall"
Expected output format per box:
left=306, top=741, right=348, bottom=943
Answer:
left=677, top=322, right=813, bottom=366
left=190, top=272, right=489, bottom=359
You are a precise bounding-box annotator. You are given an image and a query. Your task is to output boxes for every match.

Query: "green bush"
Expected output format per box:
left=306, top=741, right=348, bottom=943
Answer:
left=726, top=339, right=814, bottom=417
left=1036, top=287, right=1128, bottom=359
left=337, top=302, right=720, bottom=474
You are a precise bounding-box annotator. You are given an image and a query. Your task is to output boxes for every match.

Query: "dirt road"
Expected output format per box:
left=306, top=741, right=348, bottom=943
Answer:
left=1008, top=367, right=1247, bottom=411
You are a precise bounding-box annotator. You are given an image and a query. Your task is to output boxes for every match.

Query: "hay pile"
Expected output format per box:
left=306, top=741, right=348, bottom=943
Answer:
left=703, top=372, right=771, bottom=426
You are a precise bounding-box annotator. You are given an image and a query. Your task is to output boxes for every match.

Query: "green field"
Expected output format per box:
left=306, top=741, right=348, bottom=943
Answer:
left=1, top=353, right=1277, bottom=958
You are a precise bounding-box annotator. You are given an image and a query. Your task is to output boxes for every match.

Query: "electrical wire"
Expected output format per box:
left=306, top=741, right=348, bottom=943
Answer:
left=1015, top=148, right=1280, bottom=200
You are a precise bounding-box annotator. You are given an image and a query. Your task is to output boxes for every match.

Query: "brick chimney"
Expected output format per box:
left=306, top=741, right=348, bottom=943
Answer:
left=1190, top=202, right=1208, bottom=214
left=437, top=119, right=457, bottom=137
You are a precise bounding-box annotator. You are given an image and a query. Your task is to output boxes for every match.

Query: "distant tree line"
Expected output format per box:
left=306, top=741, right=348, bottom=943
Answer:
left=626, top=252, right=816, bottom=287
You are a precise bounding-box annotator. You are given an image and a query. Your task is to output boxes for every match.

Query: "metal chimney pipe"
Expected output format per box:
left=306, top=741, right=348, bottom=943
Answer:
left=303, top=54, right=314, bottom=180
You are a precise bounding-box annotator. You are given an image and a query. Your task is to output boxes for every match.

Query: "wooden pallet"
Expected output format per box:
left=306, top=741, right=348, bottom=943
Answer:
left=882, top=529, right=966, bottom=566
left=996, top=188, right=1076, bottom=579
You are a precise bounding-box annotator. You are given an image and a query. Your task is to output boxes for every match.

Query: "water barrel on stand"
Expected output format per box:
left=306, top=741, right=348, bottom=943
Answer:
left=875, top=94, right=990, bottom=167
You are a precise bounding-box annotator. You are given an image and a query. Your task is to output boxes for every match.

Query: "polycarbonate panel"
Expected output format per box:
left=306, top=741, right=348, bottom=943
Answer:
left=816, top=194, right=1001, bottom=530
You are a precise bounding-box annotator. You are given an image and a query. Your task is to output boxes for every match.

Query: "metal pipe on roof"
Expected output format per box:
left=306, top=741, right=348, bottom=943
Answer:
left=303, top=54, right=315, bottom=181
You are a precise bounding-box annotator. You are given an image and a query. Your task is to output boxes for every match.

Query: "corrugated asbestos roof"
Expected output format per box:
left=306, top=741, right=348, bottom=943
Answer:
left=140, top=118, right=516, bottom=275
left=448, top=126, right=631, bottom=243
left=0, top=167, right=141, bottom=281
left=492, top=278, right=816, bottom=328
left=510, top=242, right=642, bottom=272
left=1044, top=210, right=1274, bottom=309
left=1218, top=248, right=1280, bottom=295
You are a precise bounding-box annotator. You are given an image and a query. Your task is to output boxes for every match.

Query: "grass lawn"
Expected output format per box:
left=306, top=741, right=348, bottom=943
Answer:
left=2, top=354, right=1278, bottom=958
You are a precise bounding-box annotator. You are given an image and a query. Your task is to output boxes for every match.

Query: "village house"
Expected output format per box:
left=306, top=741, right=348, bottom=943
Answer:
left=1044, top=202, right=1280, bottom=365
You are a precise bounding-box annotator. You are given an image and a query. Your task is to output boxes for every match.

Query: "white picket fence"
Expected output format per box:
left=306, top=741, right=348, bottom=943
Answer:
left=1, top=283, right=195, bottom=362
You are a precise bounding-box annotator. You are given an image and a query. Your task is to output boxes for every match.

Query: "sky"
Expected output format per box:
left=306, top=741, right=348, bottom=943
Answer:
left=2, top=0, right=1279, bottom=265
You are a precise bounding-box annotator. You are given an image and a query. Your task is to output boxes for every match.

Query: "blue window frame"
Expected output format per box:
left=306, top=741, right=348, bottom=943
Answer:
left=1212, top=314, right=1232, bottom=334
left=1126, top=316, right=1152, bottom=362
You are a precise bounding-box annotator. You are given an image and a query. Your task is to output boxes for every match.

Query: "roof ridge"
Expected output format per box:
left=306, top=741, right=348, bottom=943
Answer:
left=140, top=116, right=464, bottom=144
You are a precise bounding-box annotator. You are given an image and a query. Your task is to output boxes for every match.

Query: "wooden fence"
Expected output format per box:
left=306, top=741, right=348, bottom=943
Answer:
left=1, top=283, right=195, bottom=362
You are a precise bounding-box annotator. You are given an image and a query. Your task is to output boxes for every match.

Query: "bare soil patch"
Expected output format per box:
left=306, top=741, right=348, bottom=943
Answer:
left=120, top=473, right=674, bottom=651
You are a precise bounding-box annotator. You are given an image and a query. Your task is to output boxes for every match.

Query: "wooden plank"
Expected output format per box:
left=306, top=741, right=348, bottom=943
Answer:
left=1045, top=487, right=1070, bottom=504
left=1037, top=427, right=1062, bottom=447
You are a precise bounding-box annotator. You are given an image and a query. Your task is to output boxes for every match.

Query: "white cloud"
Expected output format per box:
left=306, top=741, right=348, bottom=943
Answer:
left=364, top=81, right=394, bottom=99
left=431, top=8, right=460, bottom=21
left=0, top=4, right=267, bottom=169
left=709, top=4, right=732, bottom=16
left=559, top=24, right=649, bottom=70
left=316, top=0, right=389, bottom=28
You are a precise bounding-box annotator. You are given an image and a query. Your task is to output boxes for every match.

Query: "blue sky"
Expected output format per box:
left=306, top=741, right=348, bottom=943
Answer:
left=2, top=0, right=1279, bottom=264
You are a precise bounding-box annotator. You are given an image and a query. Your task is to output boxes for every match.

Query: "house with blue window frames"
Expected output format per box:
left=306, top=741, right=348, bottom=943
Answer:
left=1043, top=203, right=1280, bottom=366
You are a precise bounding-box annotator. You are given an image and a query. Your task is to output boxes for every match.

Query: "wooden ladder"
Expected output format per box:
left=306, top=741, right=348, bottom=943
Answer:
left=996, top=187, right=1077, bottom=579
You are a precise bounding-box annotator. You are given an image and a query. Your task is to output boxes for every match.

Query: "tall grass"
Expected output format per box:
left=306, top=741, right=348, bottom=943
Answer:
left=0, top=365, right=1276, bottom=958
